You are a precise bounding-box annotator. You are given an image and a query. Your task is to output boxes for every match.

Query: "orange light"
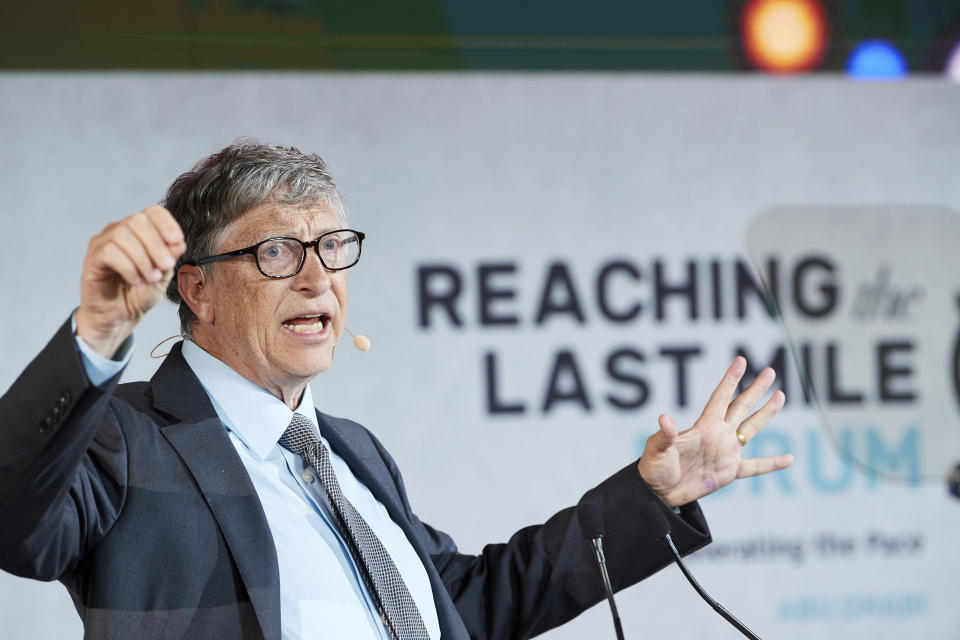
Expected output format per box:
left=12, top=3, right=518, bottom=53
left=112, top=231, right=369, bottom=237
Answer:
left=742, top=0, right=828, bottom=73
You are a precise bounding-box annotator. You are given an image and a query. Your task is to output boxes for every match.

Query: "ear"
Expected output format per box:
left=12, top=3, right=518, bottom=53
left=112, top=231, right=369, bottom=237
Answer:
left=178, top=264, right=215, bottom=325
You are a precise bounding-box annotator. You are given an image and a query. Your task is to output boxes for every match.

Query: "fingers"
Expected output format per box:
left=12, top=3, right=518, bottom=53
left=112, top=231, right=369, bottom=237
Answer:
left=736, top=453, right=794, bottom=479
left=77, top=206, right=184, bottom=359
left=88, top=206, right=184, bottom=285
left=110, top=224, right=166, bottom=284
left=642, top=413, right=680, bottom=457
left=726, top=367, right=776, bottom=426
left=736, top=389, right=785, bottom=443
left=128, top=209, right=179, bottom=273
left=97, top=241, right=145, bottom=287
left=143, top=204, right=186, bottom=250
left=703, top=356, right=747, bottom=420
left=658, top=413, right=679, bottom=442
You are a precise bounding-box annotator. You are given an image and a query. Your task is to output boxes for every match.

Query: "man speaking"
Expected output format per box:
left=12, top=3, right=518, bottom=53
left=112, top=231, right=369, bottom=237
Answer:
left=0, top=142, right=791, bottom=639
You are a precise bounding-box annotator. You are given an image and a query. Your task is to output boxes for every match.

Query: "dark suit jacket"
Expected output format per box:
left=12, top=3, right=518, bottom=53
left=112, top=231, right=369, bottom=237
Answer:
left=0, top=318, right=711, bottom=639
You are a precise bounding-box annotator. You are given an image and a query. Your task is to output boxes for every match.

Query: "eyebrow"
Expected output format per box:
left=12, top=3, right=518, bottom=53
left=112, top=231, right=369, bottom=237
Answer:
left=241, top=226, right=343, bottom=245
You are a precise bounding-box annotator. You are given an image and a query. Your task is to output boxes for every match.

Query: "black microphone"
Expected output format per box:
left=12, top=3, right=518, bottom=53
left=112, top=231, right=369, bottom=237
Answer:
left=640, top=502, right=762, bottom=640
left=577, top=501, right=626, bottom=640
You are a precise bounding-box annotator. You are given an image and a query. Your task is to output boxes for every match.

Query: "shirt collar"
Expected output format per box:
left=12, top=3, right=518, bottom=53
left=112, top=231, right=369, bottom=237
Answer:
left=180, top=339, right=318, bottom=461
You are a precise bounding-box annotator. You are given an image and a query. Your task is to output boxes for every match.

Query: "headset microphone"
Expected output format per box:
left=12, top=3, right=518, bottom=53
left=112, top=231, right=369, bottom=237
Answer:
left=345, top=328, right=370, bottom=351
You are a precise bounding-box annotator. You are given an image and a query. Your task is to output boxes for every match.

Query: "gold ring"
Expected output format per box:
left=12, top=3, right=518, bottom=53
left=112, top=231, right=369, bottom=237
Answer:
left=737, top=431, right=747, bottom=447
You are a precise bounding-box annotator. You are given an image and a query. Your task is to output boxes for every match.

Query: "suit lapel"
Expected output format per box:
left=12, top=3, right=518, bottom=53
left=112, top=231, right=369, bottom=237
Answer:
left=152, top=344, right=282, bottom=640
left=314, top=413, right=408, bottom=530
left=316, top=413, right=470, bottom=639
left=317, top=411, right=411, bottom=524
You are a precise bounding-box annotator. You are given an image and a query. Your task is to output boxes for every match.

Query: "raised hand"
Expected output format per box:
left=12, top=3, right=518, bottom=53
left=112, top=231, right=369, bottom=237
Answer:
left=75, top=206, right=186, bottom=359
left=637, top=357, right=792, bottom=508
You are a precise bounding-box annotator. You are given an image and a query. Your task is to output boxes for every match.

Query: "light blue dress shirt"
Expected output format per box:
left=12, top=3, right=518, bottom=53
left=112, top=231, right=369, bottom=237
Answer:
left=75, top=331, right=441, bottom=640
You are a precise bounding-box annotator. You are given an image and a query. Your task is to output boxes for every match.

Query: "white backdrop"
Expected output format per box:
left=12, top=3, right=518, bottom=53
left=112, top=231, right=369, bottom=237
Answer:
left=1, top=73, right=959, bottom=639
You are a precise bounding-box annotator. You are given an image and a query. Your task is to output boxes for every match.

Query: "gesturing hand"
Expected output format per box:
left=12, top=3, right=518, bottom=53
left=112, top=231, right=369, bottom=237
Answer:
left=75, top=206, right=186, bottom=359
left=637, top=357, right=792, bottom=508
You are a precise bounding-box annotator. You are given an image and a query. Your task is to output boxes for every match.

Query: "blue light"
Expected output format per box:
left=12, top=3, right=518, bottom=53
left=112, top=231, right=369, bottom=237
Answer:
left=846, top=40, right=908, bottom=79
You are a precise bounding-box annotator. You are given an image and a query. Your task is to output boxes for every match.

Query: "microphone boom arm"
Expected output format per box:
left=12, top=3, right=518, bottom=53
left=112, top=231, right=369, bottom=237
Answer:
left=662, top=532, right=761, bottom=640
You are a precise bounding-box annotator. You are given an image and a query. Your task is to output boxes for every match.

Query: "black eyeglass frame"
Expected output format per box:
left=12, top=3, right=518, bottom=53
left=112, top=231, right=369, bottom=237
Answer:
left=189, top=229, right=366, bottom=279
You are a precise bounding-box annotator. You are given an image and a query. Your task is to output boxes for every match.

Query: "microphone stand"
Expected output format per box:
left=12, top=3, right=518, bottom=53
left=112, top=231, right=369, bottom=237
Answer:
left=662, top=532, right=761, bottom=640
left=589, top=536, right=626, bottom=640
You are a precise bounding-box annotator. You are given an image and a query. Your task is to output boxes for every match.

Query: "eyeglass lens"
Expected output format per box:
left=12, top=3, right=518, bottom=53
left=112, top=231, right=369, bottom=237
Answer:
left=256, top=231, right=361, bottom=276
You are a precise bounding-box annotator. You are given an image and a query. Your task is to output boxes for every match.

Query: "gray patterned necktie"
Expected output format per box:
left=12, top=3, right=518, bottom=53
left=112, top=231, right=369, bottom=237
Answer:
left=279, top=413, right=430, bottom=640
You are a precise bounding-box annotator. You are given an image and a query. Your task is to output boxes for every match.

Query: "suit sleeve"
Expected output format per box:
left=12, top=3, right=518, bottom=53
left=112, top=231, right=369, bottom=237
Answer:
left=0, top=317, right=128, bottom=581
left=368, top=435, right=711, bottom=640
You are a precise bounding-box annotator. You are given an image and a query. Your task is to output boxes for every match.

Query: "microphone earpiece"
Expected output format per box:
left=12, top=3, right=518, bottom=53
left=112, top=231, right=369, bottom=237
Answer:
left=345, top=328, right=370, bottom=351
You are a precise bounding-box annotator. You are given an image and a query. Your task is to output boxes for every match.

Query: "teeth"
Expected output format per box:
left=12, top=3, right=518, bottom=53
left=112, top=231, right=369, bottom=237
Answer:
left=282, top=318, right=325, bottom=333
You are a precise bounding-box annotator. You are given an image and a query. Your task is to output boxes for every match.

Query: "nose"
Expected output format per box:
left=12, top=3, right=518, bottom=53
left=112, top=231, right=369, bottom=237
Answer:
left=292, top=246, right=333, bottom=293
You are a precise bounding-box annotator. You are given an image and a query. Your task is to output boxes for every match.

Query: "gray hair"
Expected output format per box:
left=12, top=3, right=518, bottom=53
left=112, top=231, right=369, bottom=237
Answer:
left=164, top=141, right=346, bottom=335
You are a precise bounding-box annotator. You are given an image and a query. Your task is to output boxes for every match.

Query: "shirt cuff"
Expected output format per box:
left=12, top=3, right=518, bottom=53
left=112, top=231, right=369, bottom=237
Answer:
left=71, top=311, right=134, bottom=387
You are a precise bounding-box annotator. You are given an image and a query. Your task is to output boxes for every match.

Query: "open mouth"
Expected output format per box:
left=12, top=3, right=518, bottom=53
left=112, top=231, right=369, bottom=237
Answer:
left=281, top=313, right=330, bottom=334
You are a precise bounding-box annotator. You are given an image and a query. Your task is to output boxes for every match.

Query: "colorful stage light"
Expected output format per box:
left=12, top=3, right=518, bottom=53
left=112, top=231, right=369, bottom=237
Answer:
left=742, top=0, right=828, bottom=73
left=947, top=40, right=960, bottom=83
left=846, top=40, right=907, bottom=79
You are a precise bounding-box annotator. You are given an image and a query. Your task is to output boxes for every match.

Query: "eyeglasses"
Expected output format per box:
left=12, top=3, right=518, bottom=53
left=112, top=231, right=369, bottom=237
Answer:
left=191, top=229, right=365, bottom=278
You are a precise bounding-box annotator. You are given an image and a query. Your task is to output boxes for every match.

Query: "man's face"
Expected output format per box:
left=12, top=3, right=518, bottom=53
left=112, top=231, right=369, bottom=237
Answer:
left=198, top=201, right=349, bottom=397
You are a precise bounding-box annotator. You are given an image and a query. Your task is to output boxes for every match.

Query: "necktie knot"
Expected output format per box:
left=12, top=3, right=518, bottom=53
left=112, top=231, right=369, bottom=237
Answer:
left=278, top=413, right=319, bottom=458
